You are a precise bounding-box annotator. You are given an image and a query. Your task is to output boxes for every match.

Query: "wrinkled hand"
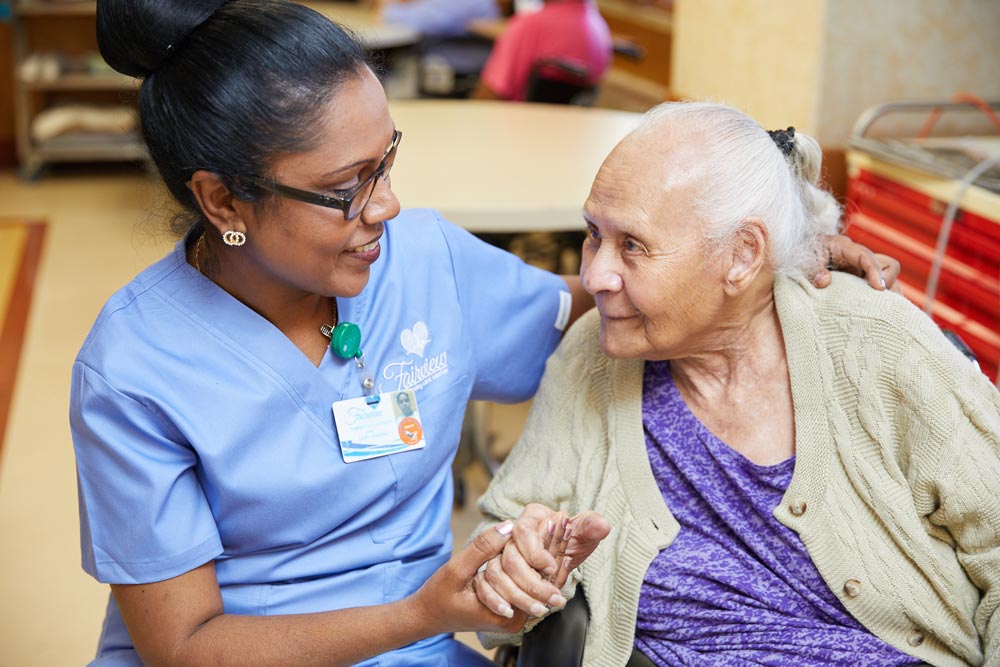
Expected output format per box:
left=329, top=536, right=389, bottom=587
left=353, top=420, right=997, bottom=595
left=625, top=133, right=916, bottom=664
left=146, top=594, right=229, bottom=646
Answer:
left=809, top=234, right=902, bottom=293
left=473, top=504, right=610, bottom=623
left=561, top=511, right=612, bottom=572
left=409, top=521, right=524, bottom=635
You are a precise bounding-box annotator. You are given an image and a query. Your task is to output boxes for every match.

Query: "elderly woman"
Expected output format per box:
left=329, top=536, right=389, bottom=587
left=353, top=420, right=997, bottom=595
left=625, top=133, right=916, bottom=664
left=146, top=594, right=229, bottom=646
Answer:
left=474, top=102, right=1000, bottom=667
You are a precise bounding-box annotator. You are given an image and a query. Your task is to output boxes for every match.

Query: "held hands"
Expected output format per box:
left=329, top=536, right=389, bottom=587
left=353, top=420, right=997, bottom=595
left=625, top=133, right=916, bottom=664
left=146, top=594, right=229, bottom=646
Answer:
left=409, top=521, right=526, bottom=635
left=472, top=504, right=611, bottom=628
left=809, top=234, right=902, bottom=293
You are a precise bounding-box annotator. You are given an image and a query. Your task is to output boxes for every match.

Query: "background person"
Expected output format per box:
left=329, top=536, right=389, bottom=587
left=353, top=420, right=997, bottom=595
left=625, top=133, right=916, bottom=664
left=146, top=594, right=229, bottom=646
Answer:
left=474, top=102, right=998, bottom=667
left=473, top=0, right=612, bottom=101
left=374, top=0, right=499, bottom=38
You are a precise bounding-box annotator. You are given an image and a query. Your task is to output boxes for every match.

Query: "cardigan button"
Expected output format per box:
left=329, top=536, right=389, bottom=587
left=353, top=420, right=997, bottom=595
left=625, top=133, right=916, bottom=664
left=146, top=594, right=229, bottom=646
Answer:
left=843, top=579, right=862, bottom=598
left=906, top=630, right=925, bottom=647
left=789, top=501, right=807, bottom=516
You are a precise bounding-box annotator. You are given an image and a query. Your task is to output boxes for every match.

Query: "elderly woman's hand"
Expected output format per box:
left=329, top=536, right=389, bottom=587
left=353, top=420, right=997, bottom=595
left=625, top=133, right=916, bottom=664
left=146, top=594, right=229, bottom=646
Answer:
left=809, top=234, right=902, bottom=292
left=472, top=504, right=610, bottom=621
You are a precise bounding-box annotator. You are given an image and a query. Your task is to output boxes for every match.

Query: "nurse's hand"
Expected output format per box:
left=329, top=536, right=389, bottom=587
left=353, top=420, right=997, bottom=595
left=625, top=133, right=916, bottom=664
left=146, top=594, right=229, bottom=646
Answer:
left=808, top=234, right=901, bottom=292
left=473, top=504, right=610, bottom=619
left=407, top=520, right=527, bottom=635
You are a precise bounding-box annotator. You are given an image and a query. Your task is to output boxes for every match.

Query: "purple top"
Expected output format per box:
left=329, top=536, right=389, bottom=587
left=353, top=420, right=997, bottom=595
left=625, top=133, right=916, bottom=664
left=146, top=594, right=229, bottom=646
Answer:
left=635, top=361, right=921, bottom=666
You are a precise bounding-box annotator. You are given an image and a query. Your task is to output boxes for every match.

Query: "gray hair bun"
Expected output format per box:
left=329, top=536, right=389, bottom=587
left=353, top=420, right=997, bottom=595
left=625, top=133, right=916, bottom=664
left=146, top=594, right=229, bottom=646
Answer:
left=785, top=130, right=841, bottom=236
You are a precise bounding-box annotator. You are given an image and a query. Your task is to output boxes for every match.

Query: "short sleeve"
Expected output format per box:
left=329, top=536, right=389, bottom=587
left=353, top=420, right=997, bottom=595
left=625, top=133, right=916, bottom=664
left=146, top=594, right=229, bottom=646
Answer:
left=436, top=219, right=569, bottom=403
left=479, top=15, right=536, bottom=100
left=71, top=362, right=222, bottom=584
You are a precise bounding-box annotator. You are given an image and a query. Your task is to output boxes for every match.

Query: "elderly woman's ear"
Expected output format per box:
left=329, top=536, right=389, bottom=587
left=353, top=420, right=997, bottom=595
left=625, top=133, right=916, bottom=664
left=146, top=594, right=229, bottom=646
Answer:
left=723, top=218, right=769, bottom=294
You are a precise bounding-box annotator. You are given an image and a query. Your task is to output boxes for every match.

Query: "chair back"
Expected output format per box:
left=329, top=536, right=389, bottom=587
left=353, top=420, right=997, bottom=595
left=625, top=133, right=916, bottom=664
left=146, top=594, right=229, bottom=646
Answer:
left=524, top=58, right=597, bottom=106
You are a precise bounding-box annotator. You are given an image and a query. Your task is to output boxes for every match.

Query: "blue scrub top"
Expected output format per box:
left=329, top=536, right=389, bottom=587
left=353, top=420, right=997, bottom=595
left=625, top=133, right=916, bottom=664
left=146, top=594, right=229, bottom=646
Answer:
left=70, top=209, right=569, bottom=666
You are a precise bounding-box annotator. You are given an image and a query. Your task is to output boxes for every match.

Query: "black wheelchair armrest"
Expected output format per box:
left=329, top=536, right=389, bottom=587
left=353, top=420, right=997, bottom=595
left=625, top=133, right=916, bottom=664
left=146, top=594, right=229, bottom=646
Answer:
left=494, top=588, right=590, bottom=667
left=518, top=589, right=590, bottom=667
left=941, top=328, right=979, bottom=366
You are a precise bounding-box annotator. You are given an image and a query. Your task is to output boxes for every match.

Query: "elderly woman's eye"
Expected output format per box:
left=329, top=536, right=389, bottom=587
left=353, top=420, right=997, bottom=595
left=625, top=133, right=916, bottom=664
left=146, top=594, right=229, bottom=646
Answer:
left=623, top=238, right=643, bottom=253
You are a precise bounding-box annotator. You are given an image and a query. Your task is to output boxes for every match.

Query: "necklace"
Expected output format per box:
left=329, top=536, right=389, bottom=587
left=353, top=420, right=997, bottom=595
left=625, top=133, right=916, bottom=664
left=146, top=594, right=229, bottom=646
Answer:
left=319, top=298, right=338, bottom=340
left=193, top=233, right=206, bottom=274
left=195, top=234, right=339, bottom=346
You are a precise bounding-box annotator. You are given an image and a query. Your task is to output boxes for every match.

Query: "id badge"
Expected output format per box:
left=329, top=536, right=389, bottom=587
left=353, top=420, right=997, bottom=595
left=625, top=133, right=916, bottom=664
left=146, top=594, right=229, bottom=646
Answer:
left=332, top=390, right=425, bottom=463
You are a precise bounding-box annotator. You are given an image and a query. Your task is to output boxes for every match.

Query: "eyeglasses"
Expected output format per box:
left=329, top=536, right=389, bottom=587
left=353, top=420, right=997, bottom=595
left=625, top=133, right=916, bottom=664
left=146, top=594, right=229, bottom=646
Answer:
left=245, top=130, right=401, bottom=221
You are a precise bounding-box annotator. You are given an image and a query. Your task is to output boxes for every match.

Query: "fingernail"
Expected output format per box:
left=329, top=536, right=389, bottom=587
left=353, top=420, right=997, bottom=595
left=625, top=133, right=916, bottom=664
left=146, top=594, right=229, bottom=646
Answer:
left=496, top=521, right=513, bottom=535
left=563, top=556, right=572, bottom=571
left=548, top=593, right=566, bottom=607
left=880, top=278, right=886, bottom=289
left=562, top=516, right=569, bottom=529
left=499, top=602, right=513, bottom=618
left=547, top=520, right=554, bottom=535
left=530, top=603, right=547, bottom=617
left=564, top=525, right=573, bottom=540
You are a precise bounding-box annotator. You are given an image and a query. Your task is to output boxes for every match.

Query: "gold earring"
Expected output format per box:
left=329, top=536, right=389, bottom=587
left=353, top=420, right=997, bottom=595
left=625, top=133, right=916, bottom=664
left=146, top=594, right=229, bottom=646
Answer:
left=222, top=230, right=246, bottom=246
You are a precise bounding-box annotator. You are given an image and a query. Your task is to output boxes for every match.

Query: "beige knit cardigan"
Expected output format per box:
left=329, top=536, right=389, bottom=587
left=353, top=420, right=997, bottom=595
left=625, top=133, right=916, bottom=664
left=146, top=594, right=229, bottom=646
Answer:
left=477, top=274, right=1000, bottom=667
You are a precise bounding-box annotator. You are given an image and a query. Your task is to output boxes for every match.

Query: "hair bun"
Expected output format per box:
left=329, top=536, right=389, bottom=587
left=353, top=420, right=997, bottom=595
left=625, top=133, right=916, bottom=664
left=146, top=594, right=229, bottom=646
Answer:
left=788, top=131, right=823, bottom=186
left=97, top=0, right=230, bottom=78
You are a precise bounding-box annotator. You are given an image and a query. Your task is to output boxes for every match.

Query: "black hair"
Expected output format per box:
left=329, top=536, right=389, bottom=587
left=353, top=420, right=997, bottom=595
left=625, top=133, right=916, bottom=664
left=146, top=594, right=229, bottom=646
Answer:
left=96, top=0, right=367, bottom=233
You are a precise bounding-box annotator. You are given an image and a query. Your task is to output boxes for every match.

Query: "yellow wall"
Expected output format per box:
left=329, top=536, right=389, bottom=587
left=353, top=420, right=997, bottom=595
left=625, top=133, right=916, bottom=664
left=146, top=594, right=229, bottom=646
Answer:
left=669, top=0, right=825, bottom=134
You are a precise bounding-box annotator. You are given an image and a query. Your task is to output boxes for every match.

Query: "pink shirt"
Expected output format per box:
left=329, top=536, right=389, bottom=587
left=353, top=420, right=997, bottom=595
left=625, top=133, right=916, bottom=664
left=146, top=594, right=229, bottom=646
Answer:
left=480, top=1, right=613, bottom=101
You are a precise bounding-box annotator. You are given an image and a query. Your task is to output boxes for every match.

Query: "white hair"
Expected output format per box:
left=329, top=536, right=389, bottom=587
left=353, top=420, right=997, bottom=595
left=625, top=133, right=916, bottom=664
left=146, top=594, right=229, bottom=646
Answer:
left=635, top=102, right=842, bottom=278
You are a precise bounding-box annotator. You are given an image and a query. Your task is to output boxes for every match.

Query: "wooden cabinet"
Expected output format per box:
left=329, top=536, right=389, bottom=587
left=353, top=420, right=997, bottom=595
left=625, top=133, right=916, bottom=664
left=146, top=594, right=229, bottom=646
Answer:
left=11, top=1, right=144, bottom=178
left=596, top=0, right=672, bottom=110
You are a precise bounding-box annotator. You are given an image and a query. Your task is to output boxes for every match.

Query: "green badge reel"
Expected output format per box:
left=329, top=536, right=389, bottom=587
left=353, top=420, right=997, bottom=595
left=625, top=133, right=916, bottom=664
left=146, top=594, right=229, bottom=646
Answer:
left=329, top=321, right=362, bottom=360
left=324, top=321, right=378, bottom=402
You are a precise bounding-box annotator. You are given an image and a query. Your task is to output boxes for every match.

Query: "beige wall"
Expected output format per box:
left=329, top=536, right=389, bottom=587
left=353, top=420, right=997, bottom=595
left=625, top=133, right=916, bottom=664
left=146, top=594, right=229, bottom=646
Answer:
left=818, top=0, right=1000, bottom=145
left=671, top=0, right=1000, bottom=147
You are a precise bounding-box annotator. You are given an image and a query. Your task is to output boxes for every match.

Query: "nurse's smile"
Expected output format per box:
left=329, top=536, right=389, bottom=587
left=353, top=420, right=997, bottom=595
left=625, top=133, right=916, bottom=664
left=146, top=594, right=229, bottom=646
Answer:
left=344, top=234, right=382, bottom=263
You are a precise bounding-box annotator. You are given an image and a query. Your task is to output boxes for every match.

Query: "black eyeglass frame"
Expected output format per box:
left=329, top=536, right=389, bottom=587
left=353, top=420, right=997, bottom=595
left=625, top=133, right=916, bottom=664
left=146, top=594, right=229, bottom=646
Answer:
left=243, top=129, right=401, bottom=220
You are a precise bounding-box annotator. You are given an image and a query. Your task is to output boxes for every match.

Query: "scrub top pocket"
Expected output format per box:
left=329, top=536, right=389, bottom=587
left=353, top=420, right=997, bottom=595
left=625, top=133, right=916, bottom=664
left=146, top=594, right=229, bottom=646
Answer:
left=369, top=373, right=471, bottom=543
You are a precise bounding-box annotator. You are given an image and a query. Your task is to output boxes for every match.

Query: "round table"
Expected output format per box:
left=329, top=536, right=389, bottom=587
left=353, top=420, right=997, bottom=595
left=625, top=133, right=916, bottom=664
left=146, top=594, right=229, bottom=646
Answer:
left=387, top=100, right=642, bottom=233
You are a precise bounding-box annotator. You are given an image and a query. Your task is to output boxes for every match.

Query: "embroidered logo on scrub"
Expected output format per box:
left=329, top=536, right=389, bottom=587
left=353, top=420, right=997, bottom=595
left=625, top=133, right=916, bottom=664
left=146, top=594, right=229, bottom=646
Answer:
left=381, top=320, right=450, bottom=393
left=400, top=321, right=431, bottom=357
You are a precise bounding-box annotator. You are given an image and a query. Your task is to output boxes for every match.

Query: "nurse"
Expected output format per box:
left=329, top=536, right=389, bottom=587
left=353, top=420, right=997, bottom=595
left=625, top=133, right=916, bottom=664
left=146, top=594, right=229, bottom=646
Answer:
left=71, top=1, right=897, bottom=665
